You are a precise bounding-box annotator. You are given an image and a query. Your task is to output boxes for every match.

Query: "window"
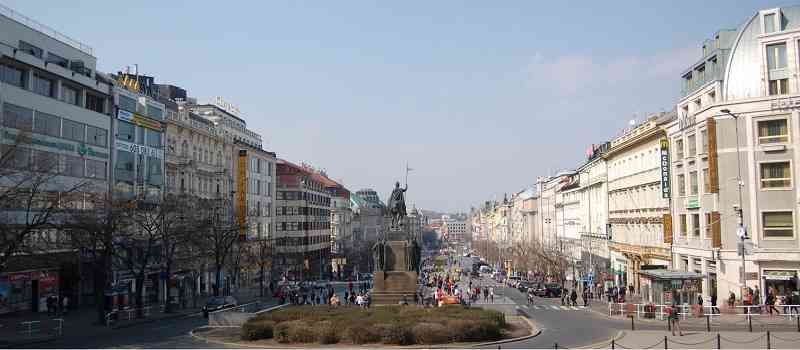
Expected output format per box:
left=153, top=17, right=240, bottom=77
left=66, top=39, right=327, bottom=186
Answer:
left=147, top=156, right=162, bottom=186
left=1, top=64, right=25, bottom=88
left=118, top=95, right=137, bottom=113
left=689, top=171, right=698, bottom=195
left=117, top=121, right=135, bottom=141
left=33, top=112, right=60, bottom=137
left=3, top=103, right=33, bottom=131
left=702, top=168, right=710, bottom=193
left=33, top=74, right=53, bottom=97
left=760, top=161, right=791, bottom=189
left=763, top=211, right=794, bottom=238
left=700, top=129, right=708, bottom=154
left=675, top=138, right=684, bottom=159
left=87, top=126, right=107, bottom=147
left=767, top=43, right=787, bottom=69
left=18, top=41, right=42, bottom=58
left=45, top=52, right=68, bottom=68
left=769, top=79, right=789, bottom=95
left=62, top=119, right=85, bottom=142
left=32, top=150, right=58, bottom=172
left=677, top=174, right=686, bottom=196
left=60, top=85, right=79, bottom=106
left=86, top=94, right=105, bottom=114
left=63, top=155, right=85, bottom=178
left=687, top=134, right=696, bottom=157
left=87, top=158, right=105, bottom=179
left=704, top=212, right=712, bottom=238
left=147, top=105, right=163, bottom=120
left=679, top=214, right=687, bottom=237
left=691, top=214, right=700, bottom=237
left=146, top=130, right=162, bottom=148
left=115, top=151, right=135, bottom=182
left=758, top=118, right=788, bottom=144
left=135, top=126, right=144, bottom=144
left=764, top=13, right=776, bottom=33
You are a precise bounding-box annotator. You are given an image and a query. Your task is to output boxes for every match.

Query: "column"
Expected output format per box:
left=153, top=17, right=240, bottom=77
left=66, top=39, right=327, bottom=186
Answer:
left=701, top=258, right=709, bottom=301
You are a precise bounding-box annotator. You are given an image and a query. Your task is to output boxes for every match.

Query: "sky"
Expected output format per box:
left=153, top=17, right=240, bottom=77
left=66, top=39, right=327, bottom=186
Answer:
left=2, top=0, right=782, bottom=212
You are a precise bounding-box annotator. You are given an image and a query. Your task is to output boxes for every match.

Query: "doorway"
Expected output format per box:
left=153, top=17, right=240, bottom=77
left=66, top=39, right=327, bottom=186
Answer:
left=31, top=280, right=39, bottom=312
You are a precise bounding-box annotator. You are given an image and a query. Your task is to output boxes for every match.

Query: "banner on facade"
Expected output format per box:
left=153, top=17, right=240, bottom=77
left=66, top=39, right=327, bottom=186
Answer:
left=660, top=139, right=671, bottom=198
left=707, top=117, right=720, bottom=193
left=663, top=214, right=673, bottom=244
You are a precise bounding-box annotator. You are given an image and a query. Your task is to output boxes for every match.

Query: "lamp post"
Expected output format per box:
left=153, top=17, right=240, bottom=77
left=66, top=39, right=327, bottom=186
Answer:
left=719, top=109, right=749, bottom=291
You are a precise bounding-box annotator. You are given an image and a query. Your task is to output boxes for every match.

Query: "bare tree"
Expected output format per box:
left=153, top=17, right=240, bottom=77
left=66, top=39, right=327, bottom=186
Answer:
left=157, top=194, right=197, bottom=312
left=192, top=197, right=241, bottom=296
left=114, top=199, right=163, bottom=316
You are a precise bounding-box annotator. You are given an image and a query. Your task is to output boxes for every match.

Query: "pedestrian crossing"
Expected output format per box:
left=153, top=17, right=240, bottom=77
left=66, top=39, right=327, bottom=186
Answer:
left=521, top=304, right=588, bottom=311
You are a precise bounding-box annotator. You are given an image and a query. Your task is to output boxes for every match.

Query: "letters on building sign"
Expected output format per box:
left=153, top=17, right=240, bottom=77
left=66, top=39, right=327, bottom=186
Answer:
left=214, top=96, right=241, bottom=117
left=663, top=214, right=673, bottom=244
left=678, top=112, right=696, bottom=130
left=117, top=109, right=162, bottom=131
left=237, top=150, right=247, bottom=240
left=660, top=139, right=671, bottom=198
left=116, top=75, right=140, bottom=94
left=771, top=97, right=800, bottom=110
left=3, top=130, right=108, bottom=159
left=115, top=140, right=164, bottom=159
left=706, top=117, right=719, bottom=193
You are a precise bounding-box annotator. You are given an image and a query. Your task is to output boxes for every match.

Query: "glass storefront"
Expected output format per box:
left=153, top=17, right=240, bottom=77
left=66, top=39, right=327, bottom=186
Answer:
left=763, top=270, right=798, bottom=299
left=0, top=270, right=59, bottom=314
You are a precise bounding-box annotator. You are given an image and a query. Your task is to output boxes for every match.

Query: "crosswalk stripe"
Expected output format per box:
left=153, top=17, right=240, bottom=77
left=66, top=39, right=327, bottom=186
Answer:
left=560, top=306, right=569, bottom=310
left=551, top=305, right=560, bottom=310
left=570, top=306, right=579, bottom=310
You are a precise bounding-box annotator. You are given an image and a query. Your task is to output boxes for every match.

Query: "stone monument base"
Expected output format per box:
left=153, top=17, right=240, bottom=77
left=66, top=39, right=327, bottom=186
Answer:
left=371, top=271, right=418, bottom=305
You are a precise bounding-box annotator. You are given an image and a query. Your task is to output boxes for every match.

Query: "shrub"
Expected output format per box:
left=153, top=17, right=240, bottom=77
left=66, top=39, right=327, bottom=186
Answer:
left=412, top=322, right=451, bottom=344
left=315, top=321, right=340, bottom=344
left=345, top=324, right=382, bottom=345
left=284, top=320, right=316, bottom=343
left=447, top=319, right=503, bottom=342
left=273, top=322, right=291, bottom=343
left=380, top=322, right=414, bottom=345
left=241, top=320, right=274, bottom=341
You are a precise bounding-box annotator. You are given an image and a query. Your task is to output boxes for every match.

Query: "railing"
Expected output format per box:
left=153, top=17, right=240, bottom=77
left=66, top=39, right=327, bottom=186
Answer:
left=0, top=3, right=94, bottom=56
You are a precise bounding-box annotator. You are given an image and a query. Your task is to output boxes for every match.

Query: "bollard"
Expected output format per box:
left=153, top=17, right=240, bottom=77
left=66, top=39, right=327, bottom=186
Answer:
left=767, top=331, right=771, bottom=349
left=748, top=315, right=753, bottom=332
left=717, top=333, right=721, bottom=349
left=611, top=338, right=615, bottom=349
left=706, top=315, right=711, bottom=332
left=554, top=342, right=558, bottom=349
left=630, top=315, right=635, bottom=330
left=663, top=335, right=668, bottom=350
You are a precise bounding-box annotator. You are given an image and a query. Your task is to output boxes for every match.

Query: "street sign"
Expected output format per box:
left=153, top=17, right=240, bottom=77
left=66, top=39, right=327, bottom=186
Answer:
left=737, top=240, right=754, bottom=256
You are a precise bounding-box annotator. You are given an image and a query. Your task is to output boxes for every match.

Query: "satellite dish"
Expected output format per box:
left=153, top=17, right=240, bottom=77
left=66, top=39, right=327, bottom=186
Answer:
left=629, top=119, right=636, bottom=127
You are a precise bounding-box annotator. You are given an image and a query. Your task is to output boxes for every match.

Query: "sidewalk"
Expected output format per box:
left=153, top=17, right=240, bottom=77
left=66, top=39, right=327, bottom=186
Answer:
left=593, top=330, right=800, bottom=349
left=586, top=297, right=800, bottom=332
left=0, top=286, right=269, bottom=347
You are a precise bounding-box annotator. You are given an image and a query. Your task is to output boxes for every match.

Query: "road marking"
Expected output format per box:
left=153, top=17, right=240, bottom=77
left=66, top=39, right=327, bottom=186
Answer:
left=570, top=306, right=579, bottom=311
left=559, top=306, right=569, bottom=310
left=551, top=305, right=560, bottom=310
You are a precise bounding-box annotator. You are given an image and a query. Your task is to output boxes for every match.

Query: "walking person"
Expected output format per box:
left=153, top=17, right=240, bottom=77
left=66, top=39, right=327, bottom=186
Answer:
left=711, top=293, right=720, bottom=315
left=668, top=302, right=683, bottom=336
left=570, top=289, right=578, bottom=307
left=483, top=287, right=489, bottom=302
left=766, top=290, right=780, bottom=315
left=489, top=287, right=494, bottom=303
left=583, top=289, right=589, bottom=307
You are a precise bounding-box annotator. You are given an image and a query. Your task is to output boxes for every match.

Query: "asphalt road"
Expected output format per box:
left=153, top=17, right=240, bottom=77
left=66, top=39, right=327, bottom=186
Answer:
left=466, top=276, right=627, bottom=349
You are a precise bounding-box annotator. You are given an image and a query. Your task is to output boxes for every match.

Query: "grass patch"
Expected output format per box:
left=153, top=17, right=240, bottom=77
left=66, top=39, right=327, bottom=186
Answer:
left=242, top=305, right=508, bottom=345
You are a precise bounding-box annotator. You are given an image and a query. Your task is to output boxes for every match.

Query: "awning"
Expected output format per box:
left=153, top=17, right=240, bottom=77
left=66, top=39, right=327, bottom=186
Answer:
left=764, top=270, right=797, bottom=281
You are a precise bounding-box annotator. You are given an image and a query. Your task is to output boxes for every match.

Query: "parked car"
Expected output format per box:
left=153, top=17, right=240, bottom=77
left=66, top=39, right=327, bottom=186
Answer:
left=533, top=283, right=562, bottom=298
left=517, top=281, right=533, bottom=292
left=202, top=296, right=238, bottom=318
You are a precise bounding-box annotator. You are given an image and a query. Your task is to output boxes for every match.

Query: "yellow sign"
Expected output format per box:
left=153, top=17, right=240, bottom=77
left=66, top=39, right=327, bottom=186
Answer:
left=116, top=74, right=140, bottom=94
left=663, top=214, right=673, bottom=244
left=237, top=150, right=247, bottom=239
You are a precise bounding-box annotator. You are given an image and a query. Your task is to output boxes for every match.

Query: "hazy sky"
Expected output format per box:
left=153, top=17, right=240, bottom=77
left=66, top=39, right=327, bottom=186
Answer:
left=4, top=1, right=778, bottom=212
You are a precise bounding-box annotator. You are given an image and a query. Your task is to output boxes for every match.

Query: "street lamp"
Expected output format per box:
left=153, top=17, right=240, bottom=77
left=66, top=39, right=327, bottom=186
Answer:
left=718, top=109, right=749, bottom=290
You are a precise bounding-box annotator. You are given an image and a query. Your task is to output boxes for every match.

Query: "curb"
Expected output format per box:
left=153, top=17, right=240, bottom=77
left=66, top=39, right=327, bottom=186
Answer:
left=576, top=330, right=625, bottom=349
left=114, top=297, right=267, bottom=329
left=189, top=315, right=541, bottom=349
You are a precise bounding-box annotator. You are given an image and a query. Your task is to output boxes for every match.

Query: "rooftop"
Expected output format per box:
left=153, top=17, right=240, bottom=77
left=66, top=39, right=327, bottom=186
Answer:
left=0, top=3, right=93, bottom=56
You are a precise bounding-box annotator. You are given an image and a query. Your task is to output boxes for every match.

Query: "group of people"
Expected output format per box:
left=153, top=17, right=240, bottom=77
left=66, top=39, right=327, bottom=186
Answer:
left=46, top=295, right=69, bottom=316
left=730, top=286, right=800, bottom=315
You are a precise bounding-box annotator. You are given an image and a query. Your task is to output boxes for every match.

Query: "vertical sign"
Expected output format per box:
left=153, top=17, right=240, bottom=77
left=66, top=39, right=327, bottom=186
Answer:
left=660, top=139, right=671, bottom=198
left=238, top=150, right=248, bottom=240
left=711, top=211, right=722, bottom=248
left=707, top=117, right=720, bottom=193
left=663, top=214, right=673, bottom=244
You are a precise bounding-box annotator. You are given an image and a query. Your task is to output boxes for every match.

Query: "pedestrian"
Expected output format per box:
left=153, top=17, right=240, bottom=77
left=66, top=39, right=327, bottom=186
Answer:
left=728, top=291, right=736, bottom=308
left=562, top=289, right=568, bottom=306
left=570, top=289, right=578, bottom=307
left=766, top=290, right=780, bottom=315
left=489, top=287, right=494, bottom=303
left=344, top=291, right=349, bottom=305
left=483, top=287, right=489, bottom=302
left=355, top=293, right=364, bottom=308
left=711, top=293, right=720, bottom=314
left=697, top=294, right=703, bottom=306
left=61, top=295, right=69, bottom=316
left=754, top=286, right=762, bottom=313
left=583, top=289, right=589, bottom=307
left=668, top=302, right=683, bottom=336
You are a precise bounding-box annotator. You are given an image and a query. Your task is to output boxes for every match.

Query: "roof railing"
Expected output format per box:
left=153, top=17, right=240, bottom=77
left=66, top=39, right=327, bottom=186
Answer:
left=0, top=3, right=94, bottom=56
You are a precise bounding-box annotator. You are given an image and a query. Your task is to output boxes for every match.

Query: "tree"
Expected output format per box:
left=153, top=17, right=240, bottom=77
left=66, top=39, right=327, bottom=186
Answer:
left=192, top=197, right=241, bottom=296
left=114, top=199, right=163, bottom=316
left=157, top=194, right=197, bottom=312
left=0, top=137, right=87, bottom=273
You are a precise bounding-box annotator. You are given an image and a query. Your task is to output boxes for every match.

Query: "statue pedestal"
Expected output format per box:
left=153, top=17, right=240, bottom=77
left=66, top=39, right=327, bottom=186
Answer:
left=372, top=240, right=419, bottom=305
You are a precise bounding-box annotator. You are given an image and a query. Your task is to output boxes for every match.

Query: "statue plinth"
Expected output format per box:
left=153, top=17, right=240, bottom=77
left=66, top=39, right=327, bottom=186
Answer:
left=372, top=235, right=420, bottom=305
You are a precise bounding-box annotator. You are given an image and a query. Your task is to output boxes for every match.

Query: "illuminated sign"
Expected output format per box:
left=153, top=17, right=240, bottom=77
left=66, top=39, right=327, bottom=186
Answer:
left=117, top=109, right=162, bottom=131
left=238, top=150, right=248, bottom=239
left=663, top=214, right=672, bottom=244
left=115, top=75, right=140, bottom=94
left=706, top=117, right=719, bottom=193
left=660, top=139, right=671, bottom=198
left=115, top=140, right=164, bottom=159
left=214, top=96, right=241, bottom=117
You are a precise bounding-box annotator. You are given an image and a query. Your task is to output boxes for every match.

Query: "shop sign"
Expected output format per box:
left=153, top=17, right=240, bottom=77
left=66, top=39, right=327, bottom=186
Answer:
left=214, top=96, right=241, bottom=117
left=76, top=143, right=109, bottom=159
left=660, top=139, right=671, bottom=198
left=764, top=270, right=796, bottom=281
left=115, top=140, right=164, bottom=159
left=117, top=109, right=162, bottom=131
left=771, top=97, right=800, bottom=111
left=686, top=198, right=700, bottom=209
left=4, top=130, right=108, bottom=159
